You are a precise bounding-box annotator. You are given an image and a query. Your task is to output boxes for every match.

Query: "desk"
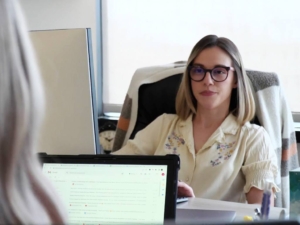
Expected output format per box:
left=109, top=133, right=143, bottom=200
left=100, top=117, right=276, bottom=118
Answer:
left=177, top=198, right=287, bottom=221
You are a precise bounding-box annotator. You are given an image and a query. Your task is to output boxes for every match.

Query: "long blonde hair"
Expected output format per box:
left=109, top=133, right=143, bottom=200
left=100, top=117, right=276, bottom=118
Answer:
left=0, top=0, right=66, bottom=223
left=176, top=35, right=255, bottom=125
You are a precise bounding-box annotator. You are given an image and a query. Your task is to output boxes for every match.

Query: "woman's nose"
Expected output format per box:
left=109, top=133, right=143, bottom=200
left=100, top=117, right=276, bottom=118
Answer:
left=203, top=71, right=214, bottom=85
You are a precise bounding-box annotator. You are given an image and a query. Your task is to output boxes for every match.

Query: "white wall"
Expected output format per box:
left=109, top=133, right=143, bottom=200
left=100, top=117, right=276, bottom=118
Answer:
left=20, top=0, right=99, bottom=100
left=102, top=0, right=300, bottom=114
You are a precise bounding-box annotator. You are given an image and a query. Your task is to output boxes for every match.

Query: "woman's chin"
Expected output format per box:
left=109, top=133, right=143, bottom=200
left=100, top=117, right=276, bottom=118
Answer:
left=198, top=105, right=218, bottom=111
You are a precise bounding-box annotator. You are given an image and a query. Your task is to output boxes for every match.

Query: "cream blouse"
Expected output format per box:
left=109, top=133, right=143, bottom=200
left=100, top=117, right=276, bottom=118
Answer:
left=114, top=113, right=280, bottom=203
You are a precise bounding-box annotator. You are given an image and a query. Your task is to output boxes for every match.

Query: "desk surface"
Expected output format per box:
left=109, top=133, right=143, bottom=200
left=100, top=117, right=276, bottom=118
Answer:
left=177, top=197, right=287, bottom=222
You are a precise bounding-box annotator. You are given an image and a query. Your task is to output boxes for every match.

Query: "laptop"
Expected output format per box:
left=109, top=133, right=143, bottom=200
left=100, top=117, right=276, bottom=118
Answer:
left=39, top=154, right=180, bottom=224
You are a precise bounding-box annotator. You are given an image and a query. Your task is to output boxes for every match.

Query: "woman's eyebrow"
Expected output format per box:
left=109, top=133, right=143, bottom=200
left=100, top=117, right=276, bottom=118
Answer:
left=192, top=63, right=204, bottom=67
left=214, top=64, right=230, bottom=68
left=192, top=63, right=229, bottom=68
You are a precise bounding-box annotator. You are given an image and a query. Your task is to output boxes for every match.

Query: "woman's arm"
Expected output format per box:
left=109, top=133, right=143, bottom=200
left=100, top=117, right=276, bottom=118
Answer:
left=113, top=114, right=169, bottom=155
left=246, top=187, right=274, bottom=206
left=242, top=126, right=280, bottom=205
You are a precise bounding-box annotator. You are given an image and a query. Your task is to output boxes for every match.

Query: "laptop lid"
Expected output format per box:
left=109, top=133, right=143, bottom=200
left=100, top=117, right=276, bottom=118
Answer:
left=39, top=154, right=180, bottom=224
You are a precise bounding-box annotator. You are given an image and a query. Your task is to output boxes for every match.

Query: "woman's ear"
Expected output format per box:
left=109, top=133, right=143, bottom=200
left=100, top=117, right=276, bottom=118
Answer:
left=234, top=80, right=238, bottom=88
left=233, top=75, right=238, bottom=88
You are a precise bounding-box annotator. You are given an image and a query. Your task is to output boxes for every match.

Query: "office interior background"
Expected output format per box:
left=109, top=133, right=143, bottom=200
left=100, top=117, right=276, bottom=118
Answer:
left=20, top=0, right=300, bottom=151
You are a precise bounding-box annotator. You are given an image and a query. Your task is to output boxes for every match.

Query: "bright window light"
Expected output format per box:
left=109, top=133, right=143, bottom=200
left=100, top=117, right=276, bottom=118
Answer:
left=102, top=0, right=300, bottom=113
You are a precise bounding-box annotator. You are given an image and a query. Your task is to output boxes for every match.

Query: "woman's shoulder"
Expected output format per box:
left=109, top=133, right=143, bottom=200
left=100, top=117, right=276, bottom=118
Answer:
left=151, top=113, right=187, bottom=128
left=156, top=113, right=180, bottom=122
left=239, top=122, right=275, bottom=159
left=241, top=121, right=268, bottom=137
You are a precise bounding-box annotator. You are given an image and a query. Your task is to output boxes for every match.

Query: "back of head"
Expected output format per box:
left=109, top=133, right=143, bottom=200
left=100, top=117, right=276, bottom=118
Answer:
left=0, top=0, right=66, bottom=223
left=176, top=34, right=255, bottom=124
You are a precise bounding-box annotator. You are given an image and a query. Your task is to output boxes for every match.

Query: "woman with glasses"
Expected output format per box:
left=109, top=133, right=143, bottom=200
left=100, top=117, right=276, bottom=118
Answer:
left=114, top=35, right=279, bottom=205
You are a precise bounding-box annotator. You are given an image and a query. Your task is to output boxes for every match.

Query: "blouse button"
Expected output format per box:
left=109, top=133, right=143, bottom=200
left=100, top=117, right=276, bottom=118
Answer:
left=185, top=177, right=189, bottom=182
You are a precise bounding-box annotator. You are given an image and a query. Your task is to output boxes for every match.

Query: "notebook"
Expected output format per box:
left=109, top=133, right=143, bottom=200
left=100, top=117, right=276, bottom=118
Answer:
left=175, top=208, right=236, bottom=224
left=39, top=154, right=180, bottom=224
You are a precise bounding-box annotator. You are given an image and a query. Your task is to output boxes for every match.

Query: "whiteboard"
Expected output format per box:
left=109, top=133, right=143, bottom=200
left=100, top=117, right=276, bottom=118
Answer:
left=30, top=28, right=100, bottom=155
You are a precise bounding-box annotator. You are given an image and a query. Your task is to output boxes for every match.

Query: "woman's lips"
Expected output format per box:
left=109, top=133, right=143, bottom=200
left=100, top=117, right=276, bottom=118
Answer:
left=200, top=91, right=216, bottom=96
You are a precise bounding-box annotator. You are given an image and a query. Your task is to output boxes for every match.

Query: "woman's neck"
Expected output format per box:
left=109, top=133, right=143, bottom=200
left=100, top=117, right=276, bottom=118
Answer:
left=193, top=108, right=230, bottom=129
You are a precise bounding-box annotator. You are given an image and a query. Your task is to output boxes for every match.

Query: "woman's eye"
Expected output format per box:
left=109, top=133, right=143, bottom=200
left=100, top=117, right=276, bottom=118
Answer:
left=213, top=68, right=226, bottom=75
left=195, top=68, right=204, bottom=73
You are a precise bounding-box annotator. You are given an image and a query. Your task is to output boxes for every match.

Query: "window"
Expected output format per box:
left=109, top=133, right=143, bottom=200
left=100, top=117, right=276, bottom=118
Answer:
left=102, top=0, right=300, bottom=117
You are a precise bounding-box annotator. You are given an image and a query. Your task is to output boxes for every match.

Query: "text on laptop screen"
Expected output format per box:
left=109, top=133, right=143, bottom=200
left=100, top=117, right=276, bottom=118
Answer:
left=42, top=163, right=168, bottom=224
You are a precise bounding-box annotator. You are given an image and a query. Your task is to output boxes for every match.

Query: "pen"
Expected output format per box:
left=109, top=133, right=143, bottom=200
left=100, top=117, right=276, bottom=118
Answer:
left=260, top=183, right=272, bottom=220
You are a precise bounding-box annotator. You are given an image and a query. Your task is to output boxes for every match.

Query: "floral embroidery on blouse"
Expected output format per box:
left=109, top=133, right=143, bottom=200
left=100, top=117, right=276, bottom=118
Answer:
left=210, top=141, right=236, bottom=166
left=165, top=131, right=185, bottom=155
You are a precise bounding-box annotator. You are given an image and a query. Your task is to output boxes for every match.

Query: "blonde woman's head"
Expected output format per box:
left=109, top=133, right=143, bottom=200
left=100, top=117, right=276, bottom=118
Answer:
left=0, top=0, right=66, bottom=223
left=176, top=34, right=255, bottom=124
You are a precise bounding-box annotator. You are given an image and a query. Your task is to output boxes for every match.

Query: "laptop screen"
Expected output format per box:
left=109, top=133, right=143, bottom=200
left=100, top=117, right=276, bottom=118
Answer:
left=43, top=163, right=167, bottom=224
left=39, top=154, right=179, bottom=224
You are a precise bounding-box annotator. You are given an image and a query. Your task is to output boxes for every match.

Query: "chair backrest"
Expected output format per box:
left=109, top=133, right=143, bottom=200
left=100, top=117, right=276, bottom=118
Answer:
left=112, top=62, right=299, bottom=208
left=130, top=73, right=182, bottom=139
left=130, top=73, right=262, bottom=140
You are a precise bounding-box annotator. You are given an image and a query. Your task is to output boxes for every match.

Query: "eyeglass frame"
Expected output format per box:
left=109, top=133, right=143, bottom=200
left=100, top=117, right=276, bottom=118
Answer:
left=188, top=65, right=235, bottom=82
